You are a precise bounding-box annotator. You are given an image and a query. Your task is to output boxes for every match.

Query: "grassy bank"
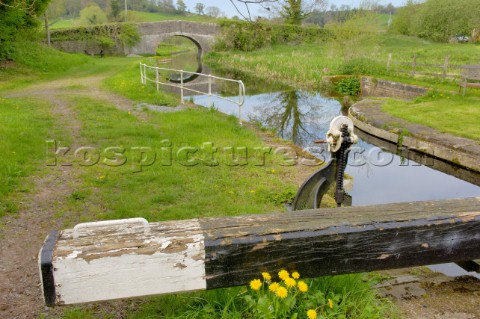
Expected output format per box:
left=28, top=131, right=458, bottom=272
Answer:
left=207, top=33, right=480, bottom=140
left=206, top=34, right=480, bottom=92
left=382, top=93, right=480, bottom=141
left=61, top=95, right=301, bottom=222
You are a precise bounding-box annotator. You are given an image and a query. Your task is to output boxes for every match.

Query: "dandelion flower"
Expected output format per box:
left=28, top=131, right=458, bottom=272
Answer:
left=328, top=298, right=334, bottom=309
left=307, top=309, right=317, bottom=319
left=292, top=271, right=300, bottom=279
left=284, top=277, right=296, bottom=287
left=275, top=286, right=288, bottom=299
left=297, top=281, right=308, bottom=293
left=262, top=272, right=271, bottom=281
left=278, top=269, right=289, bottom=280
left=249, top=279, right=262, bottom=291
left=269, top=282, right=280, bottom=292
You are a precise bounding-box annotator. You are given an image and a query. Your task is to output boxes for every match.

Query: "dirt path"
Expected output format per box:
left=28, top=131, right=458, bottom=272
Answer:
left=0, top=74, right=147, bottom=318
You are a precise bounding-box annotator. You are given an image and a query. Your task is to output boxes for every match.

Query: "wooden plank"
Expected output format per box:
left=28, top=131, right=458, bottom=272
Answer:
left=51, top=219, right=206, bottom=305
left=202, top=197, right=480, bottom=289
left=40, top=197, right=480, bottom=306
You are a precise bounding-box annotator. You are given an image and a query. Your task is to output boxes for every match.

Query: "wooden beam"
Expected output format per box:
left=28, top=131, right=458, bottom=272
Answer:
left=40, top=197, right=480, bottom=306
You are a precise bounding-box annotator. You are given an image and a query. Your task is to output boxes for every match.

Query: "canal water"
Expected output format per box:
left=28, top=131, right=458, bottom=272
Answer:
left=186, top=76, right=480, bottom=206
left=159, top=42, right=480, bottom=278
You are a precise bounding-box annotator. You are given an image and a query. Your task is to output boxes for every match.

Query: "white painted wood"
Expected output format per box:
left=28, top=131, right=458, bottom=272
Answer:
left=53, top=219, right=206, bottom=304
left=73, top=218, right=150, bottom=238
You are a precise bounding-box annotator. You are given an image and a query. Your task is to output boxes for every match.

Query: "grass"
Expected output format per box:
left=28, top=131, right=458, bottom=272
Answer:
left=102, top=60, right=179, bottom=106
left=61, top=95, right=300, bottom=223
left=49, top=11, right=216, bottom=30
left=206, top=32, right=480, bottom=141
left=206, top=33, right=480, bottom=92
left=381, top=93, right=480, bottom=141
left=0, top=41, right=91, bottom=91
left=63, top=273, right=398, bottom=318
left=0, top=98, right=57, bottom=217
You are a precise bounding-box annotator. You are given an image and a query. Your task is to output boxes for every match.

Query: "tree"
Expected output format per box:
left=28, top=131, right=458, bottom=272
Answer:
left=110, top=0, right=121, bottom=19
left=205, top=6, right=220, bottom=18
left=0, top=0, right=51, bottom=59
left=176, top=0, right=186, bottom=14
left=194, top=2, right=205, bottom=15
left=79, top=2, right=108, bottom=25
left=47, top=0, right=67, bottom=20
left=392, top=0, right=480, bottom=42
left=229, top=0, right=327, bottom=24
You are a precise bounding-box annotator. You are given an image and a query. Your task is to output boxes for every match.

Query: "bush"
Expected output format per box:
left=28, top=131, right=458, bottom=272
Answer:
left=335, top=77, right=361, bottom=96
left=79, top=3, right=108, bottom=26
left=392, top=0, right=480, bottom=42
left=214, top=20, right=333, bottom=52
left=0, top=0, right=50, bottom=61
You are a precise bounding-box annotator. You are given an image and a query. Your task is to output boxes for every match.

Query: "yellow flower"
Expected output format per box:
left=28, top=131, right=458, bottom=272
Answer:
left=249, top=279, right=262, bottom=291
left=275, top=286, right=288, bottom=299
left=297, top=281, right=308, bottom=293
left=292, top=271, right=300, bottom=279
left=328, top=298, right=334, bottom=309
left=278, top=270, right=289, bottom=280
left=307, top=309, right=317, bottom=319
left=284, top=277, right=296, bottom=287
left=262, top=272, right=271, bottom=281
left=269, top=282, right=280, bottom=292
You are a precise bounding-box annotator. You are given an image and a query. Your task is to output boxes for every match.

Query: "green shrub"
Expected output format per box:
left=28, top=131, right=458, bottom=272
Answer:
left=214, top=20, right=333, bottom=52
left=335, top=77, right=361, bottom=96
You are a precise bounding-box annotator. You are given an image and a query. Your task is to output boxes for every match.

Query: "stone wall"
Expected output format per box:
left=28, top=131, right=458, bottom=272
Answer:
left=361, top=77, right=428, bottom=99
left=51, top=40, right=125, bottom=56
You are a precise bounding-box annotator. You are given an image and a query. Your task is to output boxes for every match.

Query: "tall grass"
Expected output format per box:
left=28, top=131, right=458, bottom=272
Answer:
left=206, top=33, right=480, bottom=92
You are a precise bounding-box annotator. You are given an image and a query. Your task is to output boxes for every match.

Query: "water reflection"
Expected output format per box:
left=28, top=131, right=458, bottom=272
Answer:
left=189, top=87, right=480, bottom=206
left=155, top=36, right=202, bottom=83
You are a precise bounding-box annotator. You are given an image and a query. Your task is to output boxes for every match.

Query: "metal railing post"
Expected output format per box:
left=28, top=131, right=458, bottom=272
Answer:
left=180, top=70, right=184, bottom=104
left=144, top=64, right=147, bottom=84
left=208, top=75, right=212, bottom=107
left=238, top=81, right=242, bottom=124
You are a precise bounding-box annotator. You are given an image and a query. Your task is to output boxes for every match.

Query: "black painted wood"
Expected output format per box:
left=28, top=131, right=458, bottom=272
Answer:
left=201, top=197, right=480, bottom=289
left=40, top=231, right=58, bottom=307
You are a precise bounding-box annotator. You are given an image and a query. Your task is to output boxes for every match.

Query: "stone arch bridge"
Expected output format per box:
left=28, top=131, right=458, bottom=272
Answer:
left=50, top=20, right=220, bottom=56
left=128, top=21, right=220, bottom=56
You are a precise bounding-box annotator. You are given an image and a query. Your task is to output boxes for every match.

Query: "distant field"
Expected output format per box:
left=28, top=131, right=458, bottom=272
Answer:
left=49, top=10, right=216, bottom=29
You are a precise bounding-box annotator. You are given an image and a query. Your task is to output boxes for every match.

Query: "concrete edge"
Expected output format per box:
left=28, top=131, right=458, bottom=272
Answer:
left=348, top=102, right=480, bottom=173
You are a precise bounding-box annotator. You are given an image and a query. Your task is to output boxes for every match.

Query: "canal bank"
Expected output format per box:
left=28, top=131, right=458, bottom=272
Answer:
left=349, top=98, right=480, bottom=173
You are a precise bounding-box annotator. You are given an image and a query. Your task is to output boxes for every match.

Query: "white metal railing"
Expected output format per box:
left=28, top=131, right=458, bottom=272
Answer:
left=139, top=63, right=246, bottom=121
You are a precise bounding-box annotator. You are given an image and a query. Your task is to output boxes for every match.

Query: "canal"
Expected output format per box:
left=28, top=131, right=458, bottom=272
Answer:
left=158, top=41, right=480, bottom=278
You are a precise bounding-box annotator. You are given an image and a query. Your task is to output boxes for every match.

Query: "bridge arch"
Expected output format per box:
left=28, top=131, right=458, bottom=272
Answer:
left=126, top=21, right=220, bottom=57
